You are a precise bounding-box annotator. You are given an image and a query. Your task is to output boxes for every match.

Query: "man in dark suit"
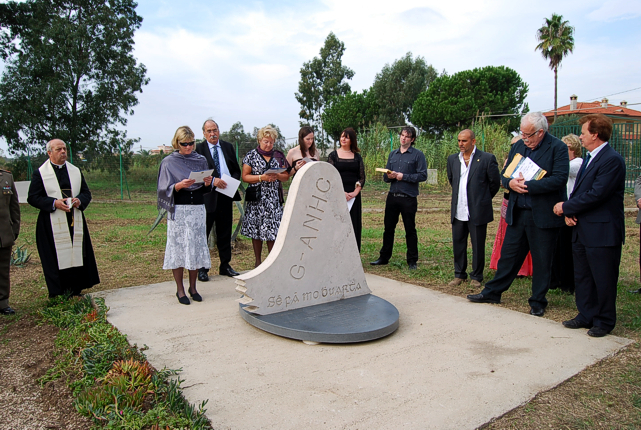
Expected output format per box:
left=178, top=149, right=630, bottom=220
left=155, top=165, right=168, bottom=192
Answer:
left=632, top=175, right=641, bottom=294
left=467, top=112, right=569, bottom=316
left=195, top=119, right=242, bottom=279
left=447, top=129, right=500, bottom=288
left=553, top=114, right=625, bottom=337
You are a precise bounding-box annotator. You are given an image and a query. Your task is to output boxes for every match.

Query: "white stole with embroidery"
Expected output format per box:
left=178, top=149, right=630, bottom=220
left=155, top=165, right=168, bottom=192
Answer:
left=39, top=161, right=84, bottom=269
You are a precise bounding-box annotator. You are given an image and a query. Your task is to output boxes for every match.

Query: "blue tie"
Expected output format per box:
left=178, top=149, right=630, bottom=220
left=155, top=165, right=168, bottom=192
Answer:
left=577, top=153, right=591, bottom=182
left=211, top=144, right=221, bottom=177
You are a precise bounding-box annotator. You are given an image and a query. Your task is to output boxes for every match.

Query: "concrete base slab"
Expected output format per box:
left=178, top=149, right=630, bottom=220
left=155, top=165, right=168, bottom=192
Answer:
left=99, top=274, right=631, bottom=430
left=239, top=294, right=399, bottom=343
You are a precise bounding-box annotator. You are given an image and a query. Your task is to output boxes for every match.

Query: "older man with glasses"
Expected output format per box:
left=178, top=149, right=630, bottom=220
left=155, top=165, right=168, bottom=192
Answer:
left=467, top=112, right=569, bottom=317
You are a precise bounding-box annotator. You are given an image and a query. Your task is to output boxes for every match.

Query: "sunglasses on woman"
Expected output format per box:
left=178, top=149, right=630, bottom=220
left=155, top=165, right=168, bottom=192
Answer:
left=179, top=141, right=195, bottom=147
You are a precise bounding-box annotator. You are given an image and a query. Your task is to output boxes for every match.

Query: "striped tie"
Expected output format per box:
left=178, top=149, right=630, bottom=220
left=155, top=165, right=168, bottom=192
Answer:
left=211, top=145, right=221, bottom=177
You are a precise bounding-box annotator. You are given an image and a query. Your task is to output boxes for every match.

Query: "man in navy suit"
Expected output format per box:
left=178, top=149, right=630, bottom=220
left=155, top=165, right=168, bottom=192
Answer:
left=195, top=119, right=242, bottom=279
left=467, top=112, right=569, bottom=316
left=447, top=129, right=500, bottom=288
left=553, top=114, right=625, bottom=337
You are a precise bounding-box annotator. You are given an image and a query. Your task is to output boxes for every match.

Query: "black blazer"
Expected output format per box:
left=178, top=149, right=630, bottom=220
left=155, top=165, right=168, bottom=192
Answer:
left=195, top=139, right=242, bottom=211
left=447, top=149, right=500, bottom=226
left=502, top=132, right=569, bottom=229
left=563, top=144, right=626, bottom=247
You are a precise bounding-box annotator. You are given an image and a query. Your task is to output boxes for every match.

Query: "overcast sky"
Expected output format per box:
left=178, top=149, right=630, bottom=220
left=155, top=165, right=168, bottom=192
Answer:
left=3, top=0, right=641, bottom=153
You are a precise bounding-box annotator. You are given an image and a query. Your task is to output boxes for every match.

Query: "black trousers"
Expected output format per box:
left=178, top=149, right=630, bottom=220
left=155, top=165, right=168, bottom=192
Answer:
left=0, top=246, right=11, bottom=309
left=203, top=194, right=234, bottom=272
left=550, top=225, right=575, bottom=293
left=452, top=219, right=487, bottom=281
left=481, top=208, right=559, bottom=308
left=572, top=239, right=621, bottom=332
left=379, top=194, right=418, bottom=264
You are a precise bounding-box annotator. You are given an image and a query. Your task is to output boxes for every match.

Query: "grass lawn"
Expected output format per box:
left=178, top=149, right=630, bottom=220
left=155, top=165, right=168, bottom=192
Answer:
left=2, top=184, right=641, bottom=428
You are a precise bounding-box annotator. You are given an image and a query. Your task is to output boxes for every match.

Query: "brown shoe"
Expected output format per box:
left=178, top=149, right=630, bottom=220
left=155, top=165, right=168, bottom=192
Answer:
left=470, top=280, right=482, bottom=288
left=448, top=278, right=465, bottom=287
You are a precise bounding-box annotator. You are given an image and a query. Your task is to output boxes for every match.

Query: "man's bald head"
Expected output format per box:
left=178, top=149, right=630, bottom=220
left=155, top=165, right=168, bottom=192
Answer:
left=46, top=139, right=67, bottom=165
left=457, top=129, right=476, bottom=155
left=46, top=139, right=65, bottom=153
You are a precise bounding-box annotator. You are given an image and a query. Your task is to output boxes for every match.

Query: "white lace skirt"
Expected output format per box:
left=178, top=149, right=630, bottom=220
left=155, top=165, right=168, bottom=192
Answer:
left=163, top=205, right=211, bottom=270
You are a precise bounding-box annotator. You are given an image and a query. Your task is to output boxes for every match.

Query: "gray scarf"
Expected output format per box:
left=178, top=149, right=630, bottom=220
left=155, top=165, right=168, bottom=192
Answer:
left=157, top=151, right=209, bottom=219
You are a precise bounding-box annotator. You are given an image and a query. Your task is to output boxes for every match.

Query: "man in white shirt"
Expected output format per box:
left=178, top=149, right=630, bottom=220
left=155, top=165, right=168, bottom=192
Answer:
left=446, top=129, right=500, bottom=288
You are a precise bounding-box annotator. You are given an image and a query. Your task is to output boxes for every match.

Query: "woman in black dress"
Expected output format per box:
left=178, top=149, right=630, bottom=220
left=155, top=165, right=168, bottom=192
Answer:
left=327, top=127, right=366, bottom=252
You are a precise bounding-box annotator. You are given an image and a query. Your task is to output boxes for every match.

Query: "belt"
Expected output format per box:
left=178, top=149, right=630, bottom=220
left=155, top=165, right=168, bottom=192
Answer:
left=390, top=192, right=411, bottom=198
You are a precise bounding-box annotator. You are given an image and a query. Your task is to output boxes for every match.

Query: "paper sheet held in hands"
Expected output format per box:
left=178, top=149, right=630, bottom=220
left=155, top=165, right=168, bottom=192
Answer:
left=375, top=168, right=392, bottom=174
left=263, top=168, right=287, bottom=174
left=188, top=169, right=214, bottom=183
left=503, top=154, right=547, bottom=181
left=302, top=157, right=317, bottom=163
left=347, top=197, right=355, bottom=212
left=215, top=174, right=241, bottom=198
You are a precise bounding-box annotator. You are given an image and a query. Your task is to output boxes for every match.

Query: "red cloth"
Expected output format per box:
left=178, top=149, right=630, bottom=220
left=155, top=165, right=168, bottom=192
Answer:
left=489, top=198, right=533, bottom=276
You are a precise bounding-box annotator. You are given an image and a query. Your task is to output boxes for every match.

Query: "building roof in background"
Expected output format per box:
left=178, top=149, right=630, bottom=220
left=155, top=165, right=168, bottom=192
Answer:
left=543, top=97, right=641, bottom=120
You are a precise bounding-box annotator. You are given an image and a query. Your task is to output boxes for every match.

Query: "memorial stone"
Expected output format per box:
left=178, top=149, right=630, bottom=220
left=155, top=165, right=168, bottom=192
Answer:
left=236, top=161, right=371, bottom=315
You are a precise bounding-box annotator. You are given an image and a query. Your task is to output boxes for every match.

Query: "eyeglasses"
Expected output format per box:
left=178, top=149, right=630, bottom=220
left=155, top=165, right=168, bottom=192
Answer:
left=520, top=129, right=540, bottom=139
left=179, top=141, right=195, bottom=147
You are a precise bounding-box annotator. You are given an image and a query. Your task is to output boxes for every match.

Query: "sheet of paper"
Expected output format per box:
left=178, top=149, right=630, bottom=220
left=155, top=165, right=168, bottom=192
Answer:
left=188, top=169, right=214, bottom=183
left=263, top=168, right=287, bottom=174
left=511, top=157, right=544, bottom=181
left=215, top=173, right=240, bottom=198
left=303, top=157, right=317, bottom=163
left=375, top=168, right=391, bottom=174
left=347, top=197, right=355, bottom=212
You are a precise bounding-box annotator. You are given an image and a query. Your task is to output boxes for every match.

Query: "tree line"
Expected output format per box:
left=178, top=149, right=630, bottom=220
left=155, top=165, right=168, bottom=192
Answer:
left=297, top=18, right=574, bottom=150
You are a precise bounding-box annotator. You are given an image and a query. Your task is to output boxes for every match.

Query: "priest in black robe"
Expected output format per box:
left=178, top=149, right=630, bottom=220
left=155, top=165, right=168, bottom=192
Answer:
left=27, top=139, right=100, bottom=297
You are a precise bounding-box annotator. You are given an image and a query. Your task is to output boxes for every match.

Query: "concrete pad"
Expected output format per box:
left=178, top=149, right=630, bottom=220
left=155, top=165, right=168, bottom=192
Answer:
left=99, top=274, right=631, bottom=430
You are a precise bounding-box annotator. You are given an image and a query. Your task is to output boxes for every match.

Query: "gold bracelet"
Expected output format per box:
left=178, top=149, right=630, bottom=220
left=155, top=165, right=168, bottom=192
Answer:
left=259, top=175, right=262, bottom=182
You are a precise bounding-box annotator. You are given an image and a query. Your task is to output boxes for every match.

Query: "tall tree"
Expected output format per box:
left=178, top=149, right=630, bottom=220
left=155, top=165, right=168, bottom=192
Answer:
left=321, top=90, right=378, bottom=142
left=0, top=0, right=149, bottom=155
left=221, top=121, right=253, bottom=145
left=295, top=32, right=354, bottom=152
left=411, top=66, right=528, bottom=134
left=372, top=52, right=438, bottom=126
left=535, top=13, right=575, bottom=123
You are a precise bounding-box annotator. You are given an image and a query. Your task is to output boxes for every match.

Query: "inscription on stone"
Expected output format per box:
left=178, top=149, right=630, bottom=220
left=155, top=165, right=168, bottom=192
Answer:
left=235, top=162, right=371, bottom=315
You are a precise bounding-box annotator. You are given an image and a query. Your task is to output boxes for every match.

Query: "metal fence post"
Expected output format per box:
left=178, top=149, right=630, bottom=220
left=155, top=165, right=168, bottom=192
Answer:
left=118, top=143, right=123, bottom=200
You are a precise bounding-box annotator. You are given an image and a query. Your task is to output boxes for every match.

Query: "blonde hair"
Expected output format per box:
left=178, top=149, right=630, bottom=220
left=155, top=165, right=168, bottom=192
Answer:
left=257, top=125, right=279, bottom=143
left=171, top=126, right=195, bottom=150
left=562, top=133, right=582, bottom=158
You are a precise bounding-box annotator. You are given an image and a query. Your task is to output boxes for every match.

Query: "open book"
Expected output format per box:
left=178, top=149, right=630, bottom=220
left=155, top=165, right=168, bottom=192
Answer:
left=503, top=154, right=547, bottom=181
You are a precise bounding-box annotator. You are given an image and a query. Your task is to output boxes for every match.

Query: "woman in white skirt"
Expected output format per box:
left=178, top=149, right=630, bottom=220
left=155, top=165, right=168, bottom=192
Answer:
left=157, top=126, right=213, bottom=305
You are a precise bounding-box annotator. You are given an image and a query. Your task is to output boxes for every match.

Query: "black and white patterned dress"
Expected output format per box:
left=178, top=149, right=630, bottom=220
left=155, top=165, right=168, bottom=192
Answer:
left=241, top=149, right=284, bottom=241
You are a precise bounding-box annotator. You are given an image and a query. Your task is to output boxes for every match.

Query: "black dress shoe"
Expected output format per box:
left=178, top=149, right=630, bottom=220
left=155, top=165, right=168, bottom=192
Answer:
left=587, top=326, right=609, bottom=337
left=0, top=306, right=16, bottom=315
left=189, top=290, right=202, bottom=302
left=467, top=293, right=500, bottom=304
left=629, top=288, right=641, bottom=294
left=408, top=263, right=417, bottom=270
left=530, top=307, right=545, bottom=317
left=562, top=318, right=592, bottom=329
left=220, top=266, right=240, bottom=277
left=370, top=259, right=389, bottom=266
left=176, top=293, right=190, bottom=305
left=198, top=270, right=209, bottom=282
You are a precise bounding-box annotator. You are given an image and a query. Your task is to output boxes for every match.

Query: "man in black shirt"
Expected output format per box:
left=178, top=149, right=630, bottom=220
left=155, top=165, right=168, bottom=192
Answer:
left=371, top=127, right=427, bottom=270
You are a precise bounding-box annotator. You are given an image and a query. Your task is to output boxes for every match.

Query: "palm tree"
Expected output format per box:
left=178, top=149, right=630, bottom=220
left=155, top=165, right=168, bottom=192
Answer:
left=535, top=14, right=575, bottom=123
